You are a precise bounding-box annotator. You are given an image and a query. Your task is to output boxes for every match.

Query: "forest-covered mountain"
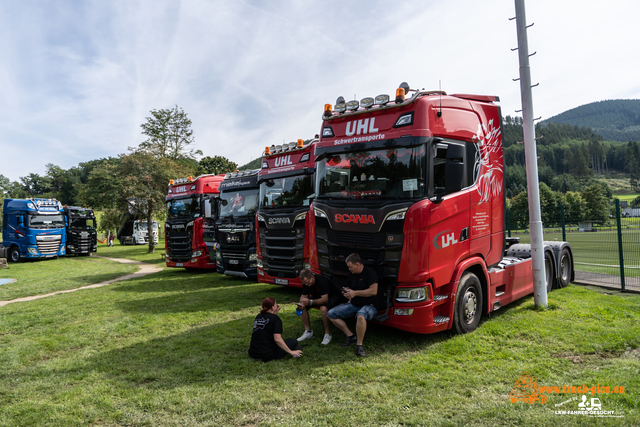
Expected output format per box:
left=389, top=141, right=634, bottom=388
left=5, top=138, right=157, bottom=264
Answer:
left=541, top=99, right=640, bottom=142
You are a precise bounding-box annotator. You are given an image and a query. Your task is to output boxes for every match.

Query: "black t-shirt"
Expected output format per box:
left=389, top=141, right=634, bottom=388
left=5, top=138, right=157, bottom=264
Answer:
left=248, top=312, right=282, bottom=361
left=348, top=265, right=378, bottom=308
left=302, top=274, right=337, bottom=300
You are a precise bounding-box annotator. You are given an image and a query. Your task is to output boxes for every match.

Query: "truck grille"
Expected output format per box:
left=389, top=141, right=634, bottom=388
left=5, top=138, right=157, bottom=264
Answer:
left=316, top=219, right=405, bottom=283
left=36, top=235, right=62, bottom=254
left=166, top=224, right=192, bottom=262
left=258, top=220, right=305, bottom=279
left=67, top=230, right=96, bottom=253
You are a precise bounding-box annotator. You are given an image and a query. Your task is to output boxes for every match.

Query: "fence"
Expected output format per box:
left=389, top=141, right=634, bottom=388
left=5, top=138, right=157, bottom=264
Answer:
left=507, top=199, right=640, bottom=292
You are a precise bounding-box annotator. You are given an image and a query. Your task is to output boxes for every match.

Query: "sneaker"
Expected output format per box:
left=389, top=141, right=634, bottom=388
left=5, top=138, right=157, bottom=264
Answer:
left=321, top=334, right=332, bottom=345
left=297, top=330, right=314, bottom=342
left=340, top=335, right=357, bottom=347
left=356, top=345, right=367, bottom=357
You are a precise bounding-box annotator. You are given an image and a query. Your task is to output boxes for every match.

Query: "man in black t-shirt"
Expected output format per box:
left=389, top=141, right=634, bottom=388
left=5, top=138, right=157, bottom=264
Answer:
left=327, top=253, right=379, bottom=357
left=296, top=270, right=345, bottom=345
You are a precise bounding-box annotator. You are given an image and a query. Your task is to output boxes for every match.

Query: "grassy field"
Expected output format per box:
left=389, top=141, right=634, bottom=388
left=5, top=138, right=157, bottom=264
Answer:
left=0, top=244, right=639, bottom=426
left=509, top=226, right=640, bottom=282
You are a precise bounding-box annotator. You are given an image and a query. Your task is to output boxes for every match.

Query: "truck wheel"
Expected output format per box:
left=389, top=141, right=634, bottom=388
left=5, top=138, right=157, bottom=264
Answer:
left=453, top=272, right=483, bottom=334
left=9, top=247, right=21, bottom=262
left=544, top=251, right=555, bottom=294
left=556, top=248, right=572, bottom=288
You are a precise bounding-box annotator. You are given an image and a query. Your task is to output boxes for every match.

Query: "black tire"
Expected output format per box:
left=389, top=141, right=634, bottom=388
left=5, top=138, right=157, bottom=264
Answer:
left=453, top=272, right=483, bottom=334
left=544, top=251, right=555, bottom=294
left=557, top=248, right=572, bottom=288
left=8, top=246, right=20, bottom=263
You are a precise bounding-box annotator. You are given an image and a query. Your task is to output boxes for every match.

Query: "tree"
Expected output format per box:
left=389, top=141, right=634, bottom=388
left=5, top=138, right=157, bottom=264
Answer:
left=581, top=183, right=610, bottom=223
left=198, top=155, right=238, bottom=175
left=138, top=105, right=202, bottom=160
left=631, top=195, right=640, bottom=208
left=119, top=153, right=186, bottom=253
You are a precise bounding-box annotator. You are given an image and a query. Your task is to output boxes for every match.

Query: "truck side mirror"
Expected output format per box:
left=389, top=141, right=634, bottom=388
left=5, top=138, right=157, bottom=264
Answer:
left=444, top=144, right=465, bottom=194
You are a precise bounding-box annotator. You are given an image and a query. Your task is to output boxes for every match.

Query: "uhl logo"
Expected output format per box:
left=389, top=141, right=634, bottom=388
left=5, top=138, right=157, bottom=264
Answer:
left=345, top=118, right=379, bottom=136
left=274, top=155, right=293, bottom=167
left=432, top=230, right=459, bottom=250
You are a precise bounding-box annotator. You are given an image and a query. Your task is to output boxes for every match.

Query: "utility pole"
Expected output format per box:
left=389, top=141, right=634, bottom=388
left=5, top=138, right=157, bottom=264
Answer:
left=513, top=0, right=547, bottom=307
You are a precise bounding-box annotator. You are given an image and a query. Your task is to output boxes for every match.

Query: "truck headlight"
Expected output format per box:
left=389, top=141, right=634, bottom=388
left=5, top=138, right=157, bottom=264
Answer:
left=28, top=247, right=38, bottom=254
left=257, top=259, right=263, bottom=268
left=249, top=253, right=258, bottom=261
left=396, top=286, right=429, bottom=303
left=303, top=262, right=310, bottom=270
left=393, top=308, right=415, bottom=316
left=216, top=251, right=222, bottom=262
left=192, top=250, right=202, bottom=258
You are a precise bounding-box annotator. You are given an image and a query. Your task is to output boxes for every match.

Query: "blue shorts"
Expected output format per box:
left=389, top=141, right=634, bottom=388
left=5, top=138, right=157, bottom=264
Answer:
left=327, top=303, right=377, bottom=321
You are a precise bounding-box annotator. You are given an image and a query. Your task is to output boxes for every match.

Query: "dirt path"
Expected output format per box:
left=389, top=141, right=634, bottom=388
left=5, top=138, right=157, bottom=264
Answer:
left=0, top=257, right=163, bottom=307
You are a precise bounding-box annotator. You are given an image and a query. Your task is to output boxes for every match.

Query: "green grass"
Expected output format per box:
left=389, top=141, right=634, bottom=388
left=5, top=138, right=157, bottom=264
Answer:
left=0, top=256, right=138, bottom=301
left=0, top=254, right=639, bottom=426
left=97, top=237, right=168, bottom=265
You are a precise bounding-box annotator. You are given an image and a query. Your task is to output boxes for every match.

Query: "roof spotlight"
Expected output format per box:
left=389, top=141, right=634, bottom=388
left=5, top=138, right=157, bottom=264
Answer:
left=335, top=96, right=346, bottom=113
left=361, top=97, right=374, bottom=108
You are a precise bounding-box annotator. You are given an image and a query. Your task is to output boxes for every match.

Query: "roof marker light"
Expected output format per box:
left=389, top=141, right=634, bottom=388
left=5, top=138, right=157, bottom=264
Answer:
left=288, top=141, right=296, bottom=150
left=395, top=87, right=405, bottom=103
left=375, top=94, right=390, bottom=105
left=169, top=179, right=174, bottom=185
left=265, top=146, right=271, bottom=155
left=324, top=104, right=333, bottom=117
left=297, top=139, right=304, bottom=148
left=361, top=97, right=374, bottom=108
left=346, top=100, right=359, bottom=111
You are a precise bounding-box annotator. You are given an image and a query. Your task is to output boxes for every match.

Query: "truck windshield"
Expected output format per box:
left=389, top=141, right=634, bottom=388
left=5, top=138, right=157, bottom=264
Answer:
left=219, top=189, right=258, bottom=219
left=70, top=218, right=96, bottom=229
left=167, top=196, right=201, bottom=219
left=259, top=175, right=314, bottom=209
left=316, top=146, right=426, bottom=199
left=29, top=214, right=65, bottom=229
left=136, top=222, right=157, bottom=231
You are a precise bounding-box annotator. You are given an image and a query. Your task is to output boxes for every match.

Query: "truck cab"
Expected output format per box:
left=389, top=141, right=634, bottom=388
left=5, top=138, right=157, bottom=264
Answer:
left=2, top=198, right=67, bottom=262
left=118, top=217, right=158, bottom=245
left=256, top=139, right=316, bottom=287
left=215, top=170, right=260, bottom=279
left=63, top=206, right=97, bottom=255
left=313, top=83, right=573, bottom=334
left=165, top=174, right=225, bottom=269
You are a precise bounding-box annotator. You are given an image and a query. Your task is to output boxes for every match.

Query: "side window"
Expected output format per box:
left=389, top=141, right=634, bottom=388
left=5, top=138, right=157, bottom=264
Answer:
left=432, top=140, right=466, bottom=197
left=466, top=141, right=481, bottom=187
left=433, top=143, right=448, bottom=195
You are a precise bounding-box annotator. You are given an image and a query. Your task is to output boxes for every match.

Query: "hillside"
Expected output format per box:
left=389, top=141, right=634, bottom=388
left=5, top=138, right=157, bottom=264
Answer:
left=238, top=157, right=262, bottom=171
left=542, top=99, right=640, bottom=142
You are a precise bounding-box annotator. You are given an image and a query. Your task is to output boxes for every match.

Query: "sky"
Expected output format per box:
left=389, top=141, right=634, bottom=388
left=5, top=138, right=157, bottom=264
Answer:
left=1, top=0, right=639, bottom=183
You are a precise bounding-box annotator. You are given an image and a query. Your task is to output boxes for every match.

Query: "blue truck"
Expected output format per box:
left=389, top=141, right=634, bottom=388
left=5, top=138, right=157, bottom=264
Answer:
left=1, top=198, right=67, bottom=262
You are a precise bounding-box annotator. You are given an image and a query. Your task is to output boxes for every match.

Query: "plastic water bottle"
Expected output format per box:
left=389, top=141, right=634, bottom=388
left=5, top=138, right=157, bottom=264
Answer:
left=296, top=306, right=303, bottom=316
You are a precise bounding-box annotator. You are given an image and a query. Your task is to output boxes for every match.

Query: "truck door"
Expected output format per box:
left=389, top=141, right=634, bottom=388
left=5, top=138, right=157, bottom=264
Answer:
left=427, top=141, right=471, bottom=288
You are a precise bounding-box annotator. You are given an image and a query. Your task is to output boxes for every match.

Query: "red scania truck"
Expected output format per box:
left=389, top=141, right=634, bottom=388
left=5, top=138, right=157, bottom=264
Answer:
left=310, top=83, right=574, bottom=334
left=256, top=139, right=317, bottom=288
left=165, top=174, right=225, bottom=270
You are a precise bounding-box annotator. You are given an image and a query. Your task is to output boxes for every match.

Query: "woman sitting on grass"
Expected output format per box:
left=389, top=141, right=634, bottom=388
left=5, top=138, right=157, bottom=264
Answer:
left=249, top=297, right=303, bottom=362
